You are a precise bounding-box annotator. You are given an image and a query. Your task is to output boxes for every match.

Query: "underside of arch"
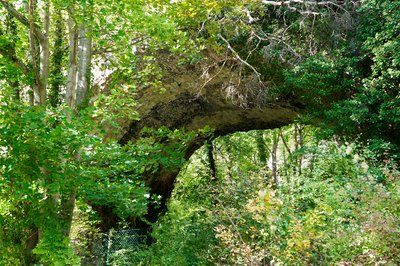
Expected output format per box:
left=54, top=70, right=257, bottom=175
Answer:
left=102, top=54, right=302, bottom=228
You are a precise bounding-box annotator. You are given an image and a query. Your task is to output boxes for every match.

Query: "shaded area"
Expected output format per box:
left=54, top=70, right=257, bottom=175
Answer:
left=115, top=58, right=301, bottom=225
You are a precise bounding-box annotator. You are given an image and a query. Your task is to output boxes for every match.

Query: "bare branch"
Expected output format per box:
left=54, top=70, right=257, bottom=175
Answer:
left=92, top=48, right=120, bottom=55
left=218, top=34, right=263, bottom=84
left=261, top=0, right=355, bottom=13
left=262, top=0, right=343, bottom=7
left=244, top=7, right=255, bottom=24
left=199, top=58, right=228, bottom=92
left=251, top=27, right=303, bottom=62
left=92, top=35, right=147, bottom=55
left=261, top=0, right=286, bottom=6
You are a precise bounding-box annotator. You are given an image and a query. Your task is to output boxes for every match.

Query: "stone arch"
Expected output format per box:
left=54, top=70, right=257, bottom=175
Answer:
left=117, top=56, right=301, bottom=225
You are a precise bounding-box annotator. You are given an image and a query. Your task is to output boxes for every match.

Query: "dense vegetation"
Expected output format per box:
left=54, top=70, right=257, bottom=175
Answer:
left=0, top=0, right=399, bottom=265
left=136, top=126, right=399, bottom=265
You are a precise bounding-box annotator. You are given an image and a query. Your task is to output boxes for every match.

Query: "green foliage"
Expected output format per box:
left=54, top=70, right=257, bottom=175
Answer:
left=0, top=87, right=211, bottom=263
left=0, top=104, right=89, bottom=264
left=70, top=204, right=104, bottom=265
left=282, top=55, right=356, bottom=112
left=138, top=126, right=400, bottom=265
left=278, top=0, right=400, bottom=155
left=1, top=0, right=399, bottom=264
left=0, top=100, right=199, bottom=263
left=131, top=145, right=218, bottom=265
left=33, top=233, right=80, bottom=266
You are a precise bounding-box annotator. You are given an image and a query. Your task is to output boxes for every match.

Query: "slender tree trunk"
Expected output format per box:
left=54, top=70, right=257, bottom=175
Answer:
left=61, top=192, right=76, bottom=236
left=279, top=127, right=293, bottom=181
left=76, top=24, right=93, bottom=108
left=256, top=131, right=268, bottom=165
left=271, top=130, right=279, bottom=186
left=295, top=124, right=304, bottom=175
left=49, top=11, right=64, bottom=107
left=309, top=139, right=319, bottom=174
left=24, top=227, right=39, bottom=265
left=39, top=1, right=50, bottom=104
left=279, top=128, right=291, bottom=155
left=66, top=15, right=78, bottom=107
left=207, top=140, right=217, bottom=180
left=221, top=137, right=234, bottom=180
left=206, top=140, right=220, bottom=207
left=28, top=0, right=41, bottom=105
left=27, top=0, right=49, bottom=105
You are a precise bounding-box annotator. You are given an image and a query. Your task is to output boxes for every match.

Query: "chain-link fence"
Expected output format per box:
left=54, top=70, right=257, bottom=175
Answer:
left=104, top=228, right=150, bottom=265
left=80, top=228, right=150, bottom=266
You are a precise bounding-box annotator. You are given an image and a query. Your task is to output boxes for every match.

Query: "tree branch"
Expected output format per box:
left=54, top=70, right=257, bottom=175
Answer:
left=28, top=0, right=41, bottom=91
left=92, top=35, right=147, bottom=55
left=0, top=0, right=45, bottom=42
left=261, top=0, right=353, bottom=13
left=218, top=34, right=263, bottom=84
left=253, top=31, right=303, bottom=62
left=262, top=0, right=341, bottom=6
left=279, top=128, right=292, bottom=155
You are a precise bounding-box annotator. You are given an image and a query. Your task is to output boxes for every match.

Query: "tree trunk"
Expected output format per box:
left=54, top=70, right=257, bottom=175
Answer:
left=1, top=0, right=49, bottom=105
left=24, top=227, right=39, bottom=265
left=206, top=140, right=219, bottom=206
left=49, top=11, right=64, bottom=107
left=61, top=193, right=76, bottom=237
left=294, top=124, right=304, bottom=175
left=207, top=140, right=217, bottom=180
left=28, top=0, right=41, bottom=105
left=27, top=0, right=49, bottom=105
left=271, top=130, right=279, bottom=186
left=66, top=15, right=78, bottom=107
left=38, top=1, right=50, bottom=104
left=76, top=24, right=93, bottom=109
left=256, top=131, right=268, bottom=165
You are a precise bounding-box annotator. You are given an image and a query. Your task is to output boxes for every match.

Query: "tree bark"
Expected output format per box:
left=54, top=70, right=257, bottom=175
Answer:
left=256, top=131, right=268, bottom=165
left=28, top=0, right=42, bottom=105
left=294, top=123, right=304, bottom=175
left=61, top=193, right=76, bottom=237
left=27, top=0, right=49, bottom=105
left=271, top=130, right=279, bottom=186
left=206, top=140, right=219, bottom=206
left=49, top=11, right=64, bottom=107
left=24, top=228, right=39, bottom=265
left=207, top=140, right=217, bottom=180
left=76, top=24, right=93, bottom=109
left=38, top=1, right=50, bottom=104
left=66, top=15, right=78, bottom=107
